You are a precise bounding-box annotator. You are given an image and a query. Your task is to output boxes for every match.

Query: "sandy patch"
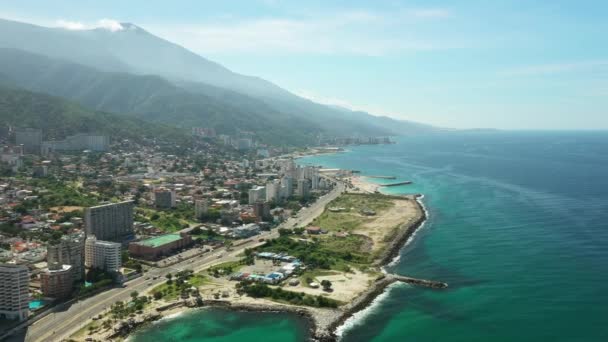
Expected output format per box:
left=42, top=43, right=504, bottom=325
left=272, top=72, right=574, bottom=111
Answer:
left=288, top=270, right=374, bottom=303
left=49, top=206, right=84, bottom=213
left=354, top=198, right=417, bottom=253
left=348, top=176, right=379, bottom=194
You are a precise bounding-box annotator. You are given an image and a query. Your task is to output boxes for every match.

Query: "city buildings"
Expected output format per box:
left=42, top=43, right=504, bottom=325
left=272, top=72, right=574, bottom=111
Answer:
left=84, top=201, right=134, bottom=242
left=0, top=264, right=29, bottom=321
left=46, top=233, right=85, bottom=281
left=40, top=263, right=73, bottom=299
left=265, top=179, right=281, bottom=203
left=41, top=134, right=109, bottom=154
left=194, top=199, right=209, bottom=220
left=128, top=233, right=193, bottom=260
left=248, top=186, right=266, bottom=205
left=154, top=189, right=176, bottom=209
left=253, top=201, right=271, bottom=221
left=84, top=236, right=122, bottom=273
left=281, top=176, right=294, bottom=198
left=297, top=179, right=311, bottom=199
left=15, top=128, right=42, bottom=154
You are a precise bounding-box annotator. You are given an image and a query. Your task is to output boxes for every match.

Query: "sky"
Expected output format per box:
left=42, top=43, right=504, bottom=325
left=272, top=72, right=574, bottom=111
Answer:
left=1, top=0, right=607, bottom=129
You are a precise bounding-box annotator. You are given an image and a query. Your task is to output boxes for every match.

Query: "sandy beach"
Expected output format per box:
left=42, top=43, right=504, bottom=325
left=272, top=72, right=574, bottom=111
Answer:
left=347, top=175, right=380, bottom=193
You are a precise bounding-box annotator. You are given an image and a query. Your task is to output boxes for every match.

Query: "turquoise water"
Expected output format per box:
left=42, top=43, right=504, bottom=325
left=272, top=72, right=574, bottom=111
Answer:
left=134, top=131, right=608, bottom=341
left=130, top=308, right=310, bottom=342
left=29, top=300, right=46, bottom=310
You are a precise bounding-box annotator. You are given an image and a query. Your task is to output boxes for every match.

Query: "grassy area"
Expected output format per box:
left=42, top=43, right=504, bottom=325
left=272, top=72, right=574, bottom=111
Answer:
left=208, top=260, right=245, bottom=277
left=152, top=272, right=209, bottom=300
left=259, top=234, right=370, bottom=270
left=135, top=207, right=193, bottom=232
left=13, top=178, right=98, bottom=212
left=311, top=193, right=394, bottom=233
left=259, top=193, right=410, bottom=273
left=236, top=282, right=340, bottom=308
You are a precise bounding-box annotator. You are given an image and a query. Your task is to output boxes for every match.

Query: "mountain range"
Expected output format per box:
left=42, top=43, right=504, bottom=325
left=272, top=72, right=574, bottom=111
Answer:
left=0, top=18, right=435, bottom=145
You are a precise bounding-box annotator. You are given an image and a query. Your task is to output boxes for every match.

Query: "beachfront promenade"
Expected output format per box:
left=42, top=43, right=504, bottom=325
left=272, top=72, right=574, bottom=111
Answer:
left=20, top=183, right=345, bottom=342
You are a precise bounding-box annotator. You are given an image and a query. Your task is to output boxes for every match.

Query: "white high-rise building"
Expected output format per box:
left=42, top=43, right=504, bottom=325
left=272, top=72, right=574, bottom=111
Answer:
left=265, top=180, right=281, bottom=202
left=281, top=176, right=294, bottom=198
left=248, top=186, right=266, bottom=205
left=85, top=236, right=122, bottom=273
left=0, top=264, right=29, bottom=321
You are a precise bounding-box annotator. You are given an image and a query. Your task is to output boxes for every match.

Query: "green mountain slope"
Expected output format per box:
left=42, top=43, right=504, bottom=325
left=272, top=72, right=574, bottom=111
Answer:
left=0, top=18, right=436, bottom=138
left=0, top=85, right=190, bottom=145
left=0, top=48, right=319, bottom=145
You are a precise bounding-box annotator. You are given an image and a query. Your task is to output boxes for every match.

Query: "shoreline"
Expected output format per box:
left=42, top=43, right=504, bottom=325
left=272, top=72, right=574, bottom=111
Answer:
left=110, top=171, right=444, bottom=342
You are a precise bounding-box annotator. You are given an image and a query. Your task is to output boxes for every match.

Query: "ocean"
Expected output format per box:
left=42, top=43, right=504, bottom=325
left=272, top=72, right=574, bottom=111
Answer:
left=132, top=131, right=608, bottom=342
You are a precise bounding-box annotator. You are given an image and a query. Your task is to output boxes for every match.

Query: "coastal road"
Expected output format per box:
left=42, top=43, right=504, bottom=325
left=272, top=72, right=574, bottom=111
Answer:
left=22, top=182, right=344, bottom=342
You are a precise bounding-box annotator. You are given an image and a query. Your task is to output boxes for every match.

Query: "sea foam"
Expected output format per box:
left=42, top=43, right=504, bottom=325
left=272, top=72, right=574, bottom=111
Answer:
left=334, top=282, right=407, bottom=340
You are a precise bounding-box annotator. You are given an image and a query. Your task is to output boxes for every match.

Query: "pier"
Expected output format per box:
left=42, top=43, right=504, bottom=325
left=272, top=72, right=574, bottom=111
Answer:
left=380, top=181, right=413, bottom=187
left=389, top=274, right=448, bottom=289
left=366, top=175, right=397, bottom=180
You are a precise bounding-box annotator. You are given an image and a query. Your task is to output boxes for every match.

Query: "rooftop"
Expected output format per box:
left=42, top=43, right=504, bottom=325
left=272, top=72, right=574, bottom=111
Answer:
left=135, top=234, right=182, bottom=248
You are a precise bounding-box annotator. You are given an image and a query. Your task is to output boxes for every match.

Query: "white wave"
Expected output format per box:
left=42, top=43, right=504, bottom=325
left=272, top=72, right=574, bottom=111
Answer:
left=385, top=254, right=401, bottom=268
left=382, top=195, right=429, bottom=272
left=335, top=282, right=406, bottom=340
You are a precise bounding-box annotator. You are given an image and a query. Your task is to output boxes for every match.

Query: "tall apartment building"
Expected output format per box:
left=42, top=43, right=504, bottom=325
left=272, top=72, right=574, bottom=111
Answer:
left=41, top=134, right=109, bottom=155
left=40, top=263, right=73, bottom=299
left=281, top=176, right=294, bottom=198
left=85, top=236, right=122, bottom=273
left=84, top=201, right=134, bottom=242
left=248, top=186, right=266, bottom=205
left=15, top=128, right=42, bottom=155
left=253, top=201, right=271, bottom=221
left=0, top=264, right=29, bottom=321
left=154, top=189, right=176, bottom=209
left=297, top=179, right=311, bottom=199
left=47, top=233, right=85, bottom=281
left=194, top=199, right=209, bottom=220
left=265, top=179, right=281, bottom=203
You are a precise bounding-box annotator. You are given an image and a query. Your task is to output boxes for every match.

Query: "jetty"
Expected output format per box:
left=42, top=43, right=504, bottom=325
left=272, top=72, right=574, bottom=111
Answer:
left=366, top=175, right=397, bottom=180
left=389, top=274, right=448, bottom=289
left=380, top=181, right=413, bottom=187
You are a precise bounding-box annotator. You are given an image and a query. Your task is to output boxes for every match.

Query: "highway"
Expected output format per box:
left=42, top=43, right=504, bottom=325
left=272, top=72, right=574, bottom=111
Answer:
left=22, top=181, right=344, bottom=342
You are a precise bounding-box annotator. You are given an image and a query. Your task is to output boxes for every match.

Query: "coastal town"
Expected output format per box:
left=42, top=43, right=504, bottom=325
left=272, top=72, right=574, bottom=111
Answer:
left=0, top=126, right=446, bottom=342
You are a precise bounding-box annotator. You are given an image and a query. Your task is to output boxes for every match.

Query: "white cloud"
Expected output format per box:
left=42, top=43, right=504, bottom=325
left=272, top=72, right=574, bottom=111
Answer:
left=54, top=18, right=124, bottom=32
left=56, top=20, right=86, bottom=30
left=96, top=19, right=124, bottom=32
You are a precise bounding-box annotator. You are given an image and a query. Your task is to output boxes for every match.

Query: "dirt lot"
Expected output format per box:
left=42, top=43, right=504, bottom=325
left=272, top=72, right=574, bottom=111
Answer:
left=356, top=198, right=418, bottom=253
left=49, top=206, right=83, bottom=213
left=289, top=269, right=375, bottom=303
